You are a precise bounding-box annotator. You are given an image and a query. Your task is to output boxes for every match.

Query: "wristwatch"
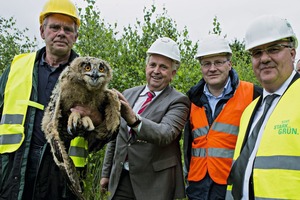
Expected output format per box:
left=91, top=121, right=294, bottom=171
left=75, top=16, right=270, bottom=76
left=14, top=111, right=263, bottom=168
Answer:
left=128, top=114, right=141, bottom=128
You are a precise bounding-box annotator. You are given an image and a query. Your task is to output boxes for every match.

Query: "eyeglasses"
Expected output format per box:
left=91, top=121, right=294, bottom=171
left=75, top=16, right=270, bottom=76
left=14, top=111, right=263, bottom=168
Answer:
left=46, top=24, right=75, bottom=34
left=249, top=44, right=292, bottom=58
left=200, top=60, right=228, bottom=69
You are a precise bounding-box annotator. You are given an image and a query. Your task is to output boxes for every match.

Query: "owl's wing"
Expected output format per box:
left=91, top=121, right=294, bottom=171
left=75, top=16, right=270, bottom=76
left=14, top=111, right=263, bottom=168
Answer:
left=42, top=82, right=85, bottom=200
left=103, top=89, right=121, bottom=133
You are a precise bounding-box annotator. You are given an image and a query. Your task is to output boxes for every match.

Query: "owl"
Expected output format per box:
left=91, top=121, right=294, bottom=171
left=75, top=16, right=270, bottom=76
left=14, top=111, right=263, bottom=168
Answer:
left=42, top=56, right=121, bottom=200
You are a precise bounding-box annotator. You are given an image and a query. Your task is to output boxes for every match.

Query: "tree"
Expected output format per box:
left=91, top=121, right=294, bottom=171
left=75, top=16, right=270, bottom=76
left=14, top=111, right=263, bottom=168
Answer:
left=207, top=16, right=259, bottom=85
left=0, top=16, right=37, bottom=73
left=1, top=2, right=259, bottom=199
left=75, top=1, right=199, bottom=199
left=230, top=39, right=260, bottom=85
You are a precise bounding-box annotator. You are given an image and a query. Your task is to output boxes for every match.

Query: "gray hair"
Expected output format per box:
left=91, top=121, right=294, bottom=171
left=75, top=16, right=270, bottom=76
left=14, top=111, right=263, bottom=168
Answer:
left=145, top=54, right=180, bottom=70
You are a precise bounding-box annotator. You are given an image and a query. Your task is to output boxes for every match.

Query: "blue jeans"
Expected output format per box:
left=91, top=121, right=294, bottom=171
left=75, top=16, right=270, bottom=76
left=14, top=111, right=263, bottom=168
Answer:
left=186, top=173, right=226, bottom=200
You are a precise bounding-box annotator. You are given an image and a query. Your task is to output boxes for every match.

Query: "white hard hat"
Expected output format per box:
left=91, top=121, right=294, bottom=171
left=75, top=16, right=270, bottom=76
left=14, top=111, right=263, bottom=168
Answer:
left=147, top=37, right=181, bottom=63
left=195, top=34, right=232, bottom=59
left=245, top=15, right=298, bottom=50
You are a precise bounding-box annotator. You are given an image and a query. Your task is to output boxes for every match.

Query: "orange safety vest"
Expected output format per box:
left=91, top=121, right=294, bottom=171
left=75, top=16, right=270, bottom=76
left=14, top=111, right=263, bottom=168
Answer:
left=187, top=81, right=254, bottom=184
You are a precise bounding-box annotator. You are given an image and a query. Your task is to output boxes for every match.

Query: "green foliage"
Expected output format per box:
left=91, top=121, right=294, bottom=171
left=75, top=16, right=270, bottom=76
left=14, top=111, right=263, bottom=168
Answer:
left=207, top=17, right=260, bottom=85
left=230, top=38, right=260, bottom=85
left=82, top=149, right=108, bottom=200
left=75, top=0, right=118, bottom=60
left=0, top=2, right=260, bottom=199
left=209, top=16, right=222, bottom=36
left=0, top=16, right=37, bottom=73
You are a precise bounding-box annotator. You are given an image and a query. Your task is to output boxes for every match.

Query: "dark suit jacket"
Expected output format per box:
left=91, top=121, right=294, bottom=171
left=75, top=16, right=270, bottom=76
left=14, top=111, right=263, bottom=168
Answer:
left=102, top=85, right=190, bottom=200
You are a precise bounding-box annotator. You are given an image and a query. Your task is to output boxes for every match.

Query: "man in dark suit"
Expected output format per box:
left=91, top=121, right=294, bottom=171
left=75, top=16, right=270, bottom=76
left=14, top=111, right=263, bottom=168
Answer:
left=100, top=37, right=190, bottom=200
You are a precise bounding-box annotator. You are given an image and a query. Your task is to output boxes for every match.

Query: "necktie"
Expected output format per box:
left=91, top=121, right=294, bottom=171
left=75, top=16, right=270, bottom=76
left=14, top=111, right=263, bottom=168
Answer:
left=128, top=91, right=155, bottom=138
left=138, top=91, right=155, bottom=114
left=126, top=91, right=155, bottom=160
left=228, top=94, right=279, bottom=199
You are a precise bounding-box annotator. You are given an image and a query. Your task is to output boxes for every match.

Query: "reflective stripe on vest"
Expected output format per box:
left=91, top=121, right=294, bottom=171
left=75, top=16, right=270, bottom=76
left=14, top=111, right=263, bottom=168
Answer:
left=192, top=147, right=234, bottom=158
left=233, top=79, right=300, bottom=199
left=69, top=137, right=88, bottom=167
left=0, top=52, right=44, bottom=153
left=188, top=81, right=254, bottom=184
left=192, top=122, right=239, bottom=140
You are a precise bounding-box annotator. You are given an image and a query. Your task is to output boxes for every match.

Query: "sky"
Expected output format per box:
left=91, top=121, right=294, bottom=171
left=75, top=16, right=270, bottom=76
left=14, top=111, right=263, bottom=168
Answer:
left=1, top=0, right=300, bottom=60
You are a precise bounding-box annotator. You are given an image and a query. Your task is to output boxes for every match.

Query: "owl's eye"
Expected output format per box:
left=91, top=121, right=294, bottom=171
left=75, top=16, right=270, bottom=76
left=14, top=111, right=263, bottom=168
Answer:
left=99, top=64, right=105, bottom=72
left=85, top=65, right=91, bottom=72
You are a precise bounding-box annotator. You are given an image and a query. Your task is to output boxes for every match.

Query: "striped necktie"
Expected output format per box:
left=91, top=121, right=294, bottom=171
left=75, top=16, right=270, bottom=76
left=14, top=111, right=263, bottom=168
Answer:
left=138, top=91, right=155, bottom=114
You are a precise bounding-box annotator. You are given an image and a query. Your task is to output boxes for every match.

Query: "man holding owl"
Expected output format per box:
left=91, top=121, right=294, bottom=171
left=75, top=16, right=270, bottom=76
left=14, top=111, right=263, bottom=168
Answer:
left=0, top=0, right=102, bottom=199
left=101, top=37, right=190, bottom=200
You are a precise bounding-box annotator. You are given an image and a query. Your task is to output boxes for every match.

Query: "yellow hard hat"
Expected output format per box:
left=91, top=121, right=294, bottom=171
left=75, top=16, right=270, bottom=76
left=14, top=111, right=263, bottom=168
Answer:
left=39, top=0, right=80, bottom=27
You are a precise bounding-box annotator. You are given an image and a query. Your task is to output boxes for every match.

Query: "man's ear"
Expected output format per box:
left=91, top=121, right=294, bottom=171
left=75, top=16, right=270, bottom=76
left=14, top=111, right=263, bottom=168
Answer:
left=40, top=25, right=45, bottom=39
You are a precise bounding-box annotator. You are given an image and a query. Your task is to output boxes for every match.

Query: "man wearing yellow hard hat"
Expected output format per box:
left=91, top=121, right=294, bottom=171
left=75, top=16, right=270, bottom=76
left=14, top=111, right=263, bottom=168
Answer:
left=0, top=0, right=101, bottom=199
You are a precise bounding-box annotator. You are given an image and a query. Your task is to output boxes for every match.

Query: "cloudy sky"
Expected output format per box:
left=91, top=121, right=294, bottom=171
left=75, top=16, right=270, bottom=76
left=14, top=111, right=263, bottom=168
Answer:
left=1, top=0, right=300, bottom=59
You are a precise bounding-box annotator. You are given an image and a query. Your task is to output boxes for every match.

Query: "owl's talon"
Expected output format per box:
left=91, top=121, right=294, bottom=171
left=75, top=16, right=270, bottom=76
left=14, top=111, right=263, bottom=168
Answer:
left=73, top=122, right=77, bottom=131
left=41, top=56, right=121, bottom=200
left=67, top=127, right=73, bottom=135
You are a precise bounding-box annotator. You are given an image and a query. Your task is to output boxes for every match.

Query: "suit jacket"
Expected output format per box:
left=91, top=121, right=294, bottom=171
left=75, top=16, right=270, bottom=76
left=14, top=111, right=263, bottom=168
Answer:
left=102, top=85, right=190, bottom=200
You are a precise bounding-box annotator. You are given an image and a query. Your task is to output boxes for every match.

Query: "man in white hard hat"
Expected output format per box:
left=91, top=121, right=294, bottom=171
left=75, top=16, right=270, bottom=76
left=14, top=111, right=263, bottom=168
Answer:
left=183, top=34, right=262, bottom=200
left=100, top=37, right=189, bottom=200
left=0, top=0, right=102, bottom=199
left=227, top=15, right=300, bottom=200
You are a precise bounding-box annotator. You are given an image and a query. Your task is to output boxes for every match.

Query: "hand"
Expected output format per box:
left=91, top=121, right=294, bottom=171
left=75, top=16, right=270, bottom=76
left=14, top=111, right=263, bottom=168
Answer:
left=114, top=90, right=137, bottom=125
left=70, top=104, right=103, bottom=127
left=100, top=177, right=109, bottom=193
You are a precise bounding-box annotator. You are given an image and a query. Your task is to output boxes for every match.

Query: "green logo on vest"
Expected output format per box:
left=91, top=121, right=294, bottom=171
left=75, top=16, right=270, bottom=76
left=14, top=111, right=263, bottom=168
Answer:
left=274, top=120, right=299, bottom=135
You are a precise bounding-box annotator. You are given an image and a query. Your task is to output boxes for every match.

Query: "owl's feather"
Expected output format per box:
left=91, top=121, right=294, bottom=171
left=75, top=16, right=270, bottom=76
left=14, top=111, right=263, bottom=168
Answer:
left=42, top=56, right=121, bottom=200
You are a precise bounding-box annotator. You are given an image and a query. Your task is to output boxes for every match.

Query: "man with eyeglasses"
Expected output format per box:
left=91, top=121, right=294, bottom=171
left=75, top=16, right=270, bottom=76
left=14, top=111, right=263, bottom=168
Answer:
left=227, top=15, right=300, bottom=200
left=183, top=34, right=262, bottom=200
left=0, top=0, right=103, bottom=199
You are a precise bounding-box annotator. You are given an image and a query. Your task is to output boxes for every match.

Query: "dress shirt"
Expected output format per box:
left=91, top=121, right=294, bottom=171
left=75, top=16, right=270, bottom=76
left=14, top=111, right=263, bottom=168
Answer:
left=242, top=70, right=296, bottom=199
left=204, top=77, right=232, bottom=117
left=130, top=85, right=162, bottom=132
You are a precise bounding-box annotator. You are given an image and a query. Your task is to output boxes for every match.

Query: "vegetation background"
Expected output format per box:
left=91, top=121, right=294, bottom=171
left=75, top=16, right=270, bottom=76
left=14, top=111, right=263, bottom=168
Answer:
left=0, top=0, right=259, bottom=199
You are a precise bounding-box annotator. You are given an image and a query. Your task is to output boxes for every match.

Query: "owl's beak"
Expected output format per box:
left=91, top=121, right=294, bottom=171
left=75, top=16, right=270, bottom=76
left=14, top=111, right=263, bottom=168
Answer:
left=90, top=69, right=100, bottom=82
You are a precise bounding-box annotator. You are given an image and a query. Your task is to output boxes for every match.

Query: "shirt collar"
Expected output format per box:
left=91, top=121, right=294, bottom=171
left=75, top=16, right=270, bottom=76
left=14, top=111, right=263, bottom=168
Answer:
left=41, top=52, right=69, bottom=70
left=204, top=77, right=232, bottom=98
left=140, top=85, right=163, bottom=97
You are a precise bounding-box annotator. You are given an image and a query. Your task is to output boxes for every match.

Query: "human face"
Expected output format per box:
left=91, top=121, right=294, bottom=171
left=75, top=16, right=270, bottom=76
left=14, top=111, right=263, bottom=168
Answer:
left=146, top=54, right=176, bottom=91
left=250, top=41, right=296, bottom=93
left=40, top=14, right=78, bottom=57
left=200, top=55, right=231, bottom=91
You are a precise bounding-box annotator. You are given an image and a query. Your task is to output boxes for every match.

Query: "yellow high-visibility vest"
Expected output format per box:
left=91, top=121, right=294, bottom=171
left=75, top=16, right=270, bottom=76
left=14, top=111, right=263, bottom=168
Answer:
left=69, top=137, right=88, bottom=167
left=0, top=52, right=44, bottom=153
left=0, top=52, right=87, bottom=167
left=232, top=79, right=300, bottom=199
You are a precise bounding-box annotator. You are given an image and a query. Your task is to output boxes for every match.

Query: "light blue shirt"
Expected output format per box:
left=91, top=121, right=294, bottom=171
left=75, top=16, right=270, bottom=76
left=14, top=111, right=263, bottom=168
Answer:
left=203, top=77, right=233, bottom=117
